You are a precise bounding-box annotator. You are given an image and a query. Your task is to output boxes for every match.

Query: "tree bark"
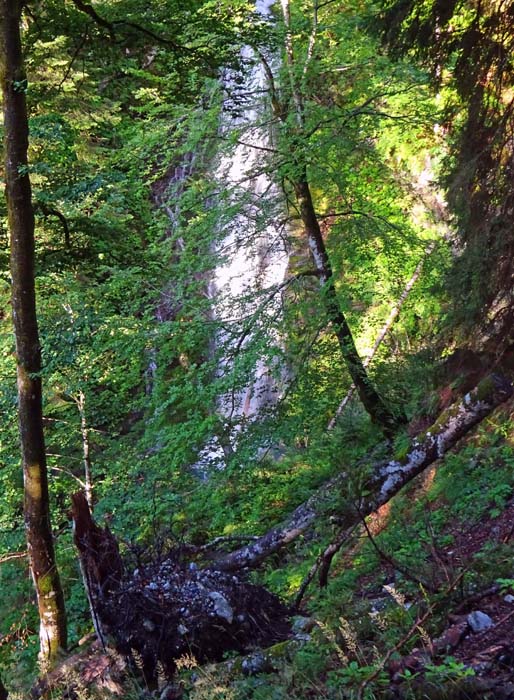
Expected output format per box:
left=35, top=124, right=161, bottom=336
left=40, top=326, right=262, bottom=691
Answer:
left=267, top=3, right=400, bottom=436
left=212, top=374, right=512, bottom=571
left=0, top=0, right=67, bottom=666
left=293, top=175, right=402, bottom=436
left=71, top=491, right=123, bottom=648
left=76, top=391, right=93, bottom=509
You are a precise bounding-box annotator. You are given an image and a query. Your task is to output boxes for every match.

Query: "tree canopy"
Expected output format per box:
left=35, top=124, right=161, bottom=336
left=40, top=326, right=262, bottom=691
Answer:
left=1, top=0, right=514, bottom=697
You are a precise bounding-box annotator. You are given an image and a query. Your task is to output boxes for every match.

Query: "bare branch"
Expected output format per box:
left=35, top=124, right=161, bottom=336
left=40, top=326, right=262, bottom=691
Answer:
left=69, top=0, right=115, bottom=39
left=70, top=0, right=184, bottom=51
left=49, top=466, right=87, bottom=489
left=294, top=524, right=358, bottom=609
left=36, top=203, right=71, bottom=248
left=302, top=0, right=318, bottom=78
left=0, top=551, right=27, bottom=565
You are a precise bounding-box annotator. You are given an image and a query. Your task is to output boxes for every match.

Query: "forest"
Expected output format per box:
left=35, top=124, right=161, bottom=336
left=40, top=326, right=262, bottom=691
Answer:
left=1, top=0, right=514, bottom=698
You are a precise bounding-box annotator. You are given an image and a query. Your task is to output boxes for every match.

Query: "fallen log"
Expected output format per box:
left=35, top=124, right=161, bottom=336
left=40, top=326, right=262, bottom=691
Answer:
left=212, top=373, right=513, bottom=571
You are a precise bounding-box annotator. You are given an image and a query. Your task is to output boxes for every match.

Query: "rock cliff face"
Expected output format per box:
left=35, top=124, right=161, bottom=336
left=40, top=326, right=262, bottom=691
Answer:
left=194, top=0, right=290, bottom=468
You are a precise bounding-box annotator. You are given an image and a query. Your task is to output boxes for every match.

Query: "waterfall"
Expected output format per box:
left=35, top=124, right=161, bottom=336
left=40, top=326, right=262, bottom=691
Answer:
left=150, top=0, right=289, bottom=469
left=196, top=0, right=290, bottom=466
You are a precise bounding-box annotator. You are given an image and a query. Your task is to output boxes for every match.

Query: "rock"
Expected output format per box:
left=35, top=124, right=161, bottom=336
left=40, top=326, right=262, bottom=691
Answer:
left=159, top=683, right=183, bottom=700
left=388, top=649, right=429, bottom=682
left=467, top=610, right=494, bottom=632
left=368, top=597, right=389, bottom=613
left=504, top=594, right=514, bottom=604
left=294, top=632, right=311, bottom=643
left=208, top=591, right=234, bottom=624
left=241, top=652, right=274, bottom=676
left=471, top=659, right=493, bottom=675
left=142, top=619, right=156, bottom=632
left=433, top=620, right=469, bottom=652
left=291, top=616, right=316, bottom=634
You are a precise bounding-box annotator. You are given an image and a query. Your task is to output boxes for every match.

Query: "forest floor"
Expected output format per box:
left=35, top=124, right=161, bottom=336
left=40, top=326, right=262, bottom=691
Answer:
left=29, top=397, right=514, bottom=700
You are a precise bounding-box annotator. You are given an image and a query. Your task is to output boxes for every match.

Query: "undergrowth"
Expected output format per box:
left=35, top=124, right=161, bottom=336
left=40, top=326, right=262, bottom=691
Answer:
left=179, top=404, right=514, bottom=700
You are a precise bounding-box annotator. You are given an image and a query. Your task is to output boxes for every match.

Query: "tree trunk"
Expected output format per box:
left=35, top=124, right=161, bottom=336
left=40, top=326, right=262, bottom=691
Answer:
left=71, top=491, right=123, bottom=648
left=212, top=374, right=512, bottom=571
left=76, top=391, right=93, bottom=509
left=293, top=175, right=402, bottom=436
left=265, top=7, right=400, bottom=436
left=0, top=0, right=67, bottom=666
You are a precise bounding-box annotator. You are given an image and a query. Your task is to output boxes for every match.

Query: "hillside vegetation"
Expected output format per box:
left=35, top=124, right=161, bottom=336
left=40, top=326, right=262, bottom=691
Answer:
left=1, top=1, right=514, bottom=698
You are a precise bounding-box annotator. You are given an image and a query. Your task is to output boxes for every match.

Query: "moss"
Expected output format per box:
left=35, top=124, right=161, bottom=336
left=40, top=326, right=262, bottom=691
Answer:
left=38, top=572, right=55, bottom=596
left=266, top=640, right=295, bottom=661
left=415, top=400, right=463, bottom=444
left=474, top=375, right=496, bottom=402
left=393, top=432, right=411, bottom=462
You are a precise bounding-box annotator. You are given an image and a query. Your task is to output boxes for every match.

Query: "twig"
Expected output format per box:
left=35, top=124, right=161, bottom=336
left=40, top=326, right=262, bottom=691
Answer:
left=357, top=572, right=465, bottom=700
left=0, top=551, right=27, bottom=564
left=294, top=524, right=359, bottom=609
left=36, top=203, right=71, bottom=248
left=328, top=241, right=436, bottom=430
left=70, top=0, right=185, bottom=50
left=357, top=505, right=437, bottom=593
left=454, top=584, right=500, bottom=613
left=49, top=466, right=86, bottom=488
left=58, top=26, right=89, bottom=89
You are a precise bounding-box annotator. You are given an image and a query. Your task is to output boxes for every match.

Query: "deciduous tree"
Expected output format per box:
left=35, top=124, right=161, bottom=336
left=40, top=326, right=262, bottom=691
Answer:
left=0, top=0, right=67, bottom=666
left=262, top=0, right=407, bottom=436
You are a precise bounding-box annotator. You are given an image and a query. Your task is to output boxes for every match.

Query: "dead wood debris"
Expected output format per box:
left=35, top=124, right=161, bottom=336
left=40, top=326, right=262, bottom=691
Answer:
left=99, top=557, right=291, bottom=684
left=71, top=491, right=291, bottom=688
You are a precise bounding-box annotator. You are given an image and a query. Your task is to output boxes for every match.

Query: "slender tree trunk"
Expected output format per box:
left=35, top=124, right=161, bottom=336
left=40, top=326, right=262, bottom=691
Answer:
left=269, top=2, right=400, bottom=436
left=294, top=175, right=402, bottom=436
left=0, top=0, right=67, bottom=666
left=76, top=391, right=93, bottom=509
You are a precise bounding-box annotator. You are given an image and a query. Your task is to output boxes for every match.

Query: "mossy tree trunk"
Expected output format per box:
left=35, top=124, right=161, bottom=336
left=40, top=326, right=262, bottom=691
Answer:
left=293, top=174, right=402, bottom=437
left=0, top=0, right=67, bottom=667
left=268, top=0, right=401, bottom=437
left=213, top=374, right=512, bottom=571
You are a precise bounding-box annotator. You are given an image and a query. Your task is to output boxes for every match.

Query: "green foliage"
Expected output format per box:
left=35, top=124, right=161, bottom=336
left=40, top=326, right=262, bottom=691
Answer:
left=377, top=0, right=514, bottom=343
left=424, top=657, right=475, bottom=683
left=0, top=0, right=503, bottom=695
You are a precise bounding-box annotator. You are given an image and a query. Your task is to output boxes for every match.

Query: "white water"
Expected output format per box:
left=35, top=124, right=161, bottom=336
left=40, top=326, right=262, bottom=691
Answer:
left=196, top=0, right=290, bottom=466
